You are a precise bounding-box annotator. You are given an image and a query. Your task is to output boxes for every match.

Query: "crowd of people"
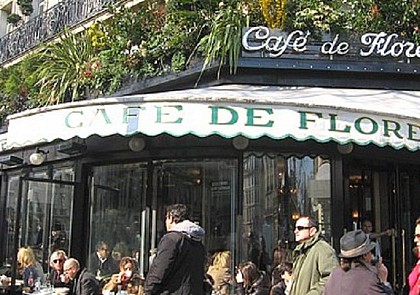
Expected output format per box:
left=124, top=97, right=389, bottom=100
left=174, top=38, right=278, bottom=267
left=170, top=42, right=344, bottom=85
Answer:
left=12, top=204, right=420, bottom=295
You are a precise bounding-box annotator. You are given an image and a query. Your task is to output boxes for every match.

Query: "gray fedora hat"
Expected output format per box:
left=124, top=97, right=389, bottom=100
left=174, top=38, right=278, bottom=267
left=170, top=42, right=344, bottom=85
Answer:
left=339, top=229, right=376, bottom=258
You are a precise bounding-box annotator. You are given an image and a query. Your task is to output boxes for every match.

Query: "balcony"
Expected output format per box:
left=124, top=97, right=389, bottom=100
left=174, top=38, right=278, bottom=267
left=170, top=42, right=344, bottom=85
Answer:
left=0, top=0, right=114, bottom=65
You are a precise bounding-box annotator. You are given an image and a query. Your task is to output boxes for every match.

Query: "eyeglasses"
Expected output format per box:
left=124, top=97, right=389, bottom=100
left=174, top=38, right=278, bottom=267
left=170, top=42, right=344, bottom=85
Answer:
left=295, top=226, right=312, bottom=231
left=53, top=259, right=64, bottom=264
left=63, top=266, right=73, bottom=273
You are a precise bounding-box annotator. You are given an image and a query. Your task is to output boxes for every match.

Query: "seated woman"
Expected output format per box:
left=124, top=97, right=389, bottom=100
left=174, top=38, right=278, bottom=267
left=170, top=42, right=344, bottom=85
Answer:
left=102, top=256, right=143, bottom=295
left=206, top=250, right=232, bottom=295
left=17, top=247, right=45, bottom=287
left=235, top=261, right=270, bottom=295
left=48, top=250, right=71, bottom=288
left=270, top=262, right=292, bottom=295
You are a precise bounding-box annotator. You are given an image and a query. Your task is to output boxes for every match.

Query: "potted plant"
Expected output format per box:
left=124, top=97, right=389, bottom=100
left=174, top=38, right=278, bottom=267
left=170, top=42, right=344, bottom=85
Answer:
left=17, top=0, right=33, bottom=16
left=7, top=13, right=22, bottom=25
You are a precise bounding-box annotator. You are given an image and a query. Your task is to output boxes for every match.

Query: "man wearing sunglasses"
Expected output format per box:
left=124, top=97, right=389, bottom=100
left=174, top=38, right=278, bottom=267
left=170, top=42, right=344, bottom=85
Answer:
left=289, top=216, right=338, bottom=295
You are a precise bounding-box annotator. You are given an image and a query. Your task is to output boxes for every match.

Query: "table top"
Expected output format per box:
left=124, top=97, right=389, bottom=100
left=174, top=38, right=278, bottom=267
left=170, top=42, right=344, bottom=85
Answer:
left=23, top=287, right=69, bottom=295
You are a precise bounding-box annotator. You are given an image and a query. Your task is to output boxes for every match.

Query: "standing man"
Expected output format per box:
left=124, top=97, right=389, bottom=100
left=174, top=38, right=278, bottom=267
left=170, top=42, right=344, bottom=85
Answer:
left=290, top=216, right=338, bottom=295
left=63, top=258, right=100, bottom=295
left=361, top=219, right=393, bottom=262
left=144, top=204, right=206, bottom=295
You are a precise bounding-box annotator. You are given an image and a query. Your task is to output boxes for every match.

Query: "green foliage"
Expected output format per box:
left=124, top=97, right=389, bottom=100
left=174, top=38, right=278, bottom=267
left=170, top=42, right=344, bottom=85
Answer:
left=86, top=1, right=164, bottom=93
left=344, top=0, right=420, bottom=41
left=0, top=55, right=39, bottom=124
left=2, top=0, right=420, bottom=120
left=34, top=27, right=97, bottom=104
left=17, top=0, right=33, bottom=16
left=7, top=13, right=22, bottom=24
left=198, top=1, right=248, bottom=78
left=88, top=0, right=214, bottom=93
left=285, top=0, right=347, bottom=36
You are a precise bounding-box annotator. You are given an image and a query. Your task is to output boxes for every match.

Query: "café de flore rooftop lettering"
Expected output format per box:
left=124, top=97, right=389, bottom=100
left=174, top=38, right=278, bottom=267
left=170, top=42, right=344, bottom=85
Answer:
left=242, top=26, right=420, bottom=59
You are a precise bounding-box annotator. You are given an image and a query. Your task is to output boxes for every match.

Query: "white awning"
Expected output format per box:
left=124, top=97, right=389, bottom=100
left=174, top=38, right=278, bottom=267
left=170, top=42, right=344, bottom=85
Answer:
left=2, top=84, right=420, bottom=151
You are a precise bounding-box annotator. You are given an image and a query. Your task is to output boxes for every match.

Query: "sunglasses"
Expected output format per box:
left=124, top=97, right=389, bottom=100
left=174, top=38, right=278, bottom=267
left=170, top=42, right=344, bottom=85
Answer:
left=295, top=226, right=312, bottom=231
left=53, top=259, right=64, bottom=264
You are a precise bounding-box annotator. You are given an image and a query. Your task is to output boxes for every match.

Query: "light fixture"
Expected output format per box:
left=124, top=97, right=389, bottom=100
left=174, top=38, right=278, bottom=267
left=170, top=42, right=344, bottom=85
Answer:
left=337, top=142, right=354, bottom=154
left=232, top=136, right=249, bottom=150
left=57, top=140, right=87, bottom=155
left=129, top=137, right=146, bottom=152
left=0, top=155, right=24, bottom=166
left=29, top=148, right=48, bottom=165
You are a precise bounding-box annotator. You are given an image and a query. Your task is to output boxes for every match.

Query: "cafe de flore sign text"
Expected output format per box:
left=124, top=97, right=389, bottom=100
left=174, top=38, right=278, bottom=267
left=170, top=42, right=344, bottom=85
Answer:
left=4, top=99, right=420, bottom=151
left=242, top=26, right=420, bottom=58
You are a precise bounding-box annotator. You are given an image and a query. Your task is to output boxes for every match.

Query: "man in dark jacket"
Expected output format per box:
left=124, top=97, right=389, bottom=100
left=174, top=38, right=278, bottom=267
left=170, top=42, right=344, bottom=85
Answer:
left=88, top=241, right=118, bottom=280
left=64, top=258, right=101, bottom=295
left=144, top=203, right=206, bottom=295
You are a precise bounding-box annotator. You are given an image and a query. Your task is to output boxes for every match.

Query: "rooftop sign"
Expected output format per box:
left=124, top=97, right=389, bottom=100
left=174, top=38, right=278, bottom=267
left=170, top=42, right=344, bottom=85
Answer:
left=242, top=26, right=420, bottom=61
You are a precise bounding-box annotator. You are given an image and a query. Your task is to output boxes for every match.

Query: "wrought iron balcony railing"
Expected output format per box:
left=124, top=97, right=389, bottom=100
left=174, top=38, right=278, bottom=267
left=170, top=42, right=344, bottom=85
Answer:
left=0, top=0, right=114, bottom=65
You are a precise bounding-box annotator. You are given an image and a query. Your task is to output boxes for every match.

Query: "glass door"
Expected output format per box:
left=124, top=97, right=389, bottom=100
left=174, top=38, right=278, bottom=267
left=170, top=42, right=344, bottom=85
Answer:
left=345, top=166, right=400, bottom=288
left=88, top=163, right=148, bottom=278
left=8, top=171, right=75, bottom=288
left=151, top=159, right=238, bottom=268
left=394, top=168, right=420, bottom=294
left=88, top=159, right=238, bottom=281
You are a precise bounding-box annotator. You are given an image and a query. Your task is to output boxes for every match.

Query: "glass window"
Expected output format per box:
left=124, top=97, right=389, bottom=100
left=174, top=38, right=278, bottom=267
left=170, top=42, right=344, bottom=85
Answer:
left=152, top=159, right=237, bottom=273
left=89, top=163, right=147, bottom=278
left=4, top=176, right=19, bottom=266
left=89, top=159, right=238, bottom=280
left=152, top=159, right=237, bottom=248
left=242, top=153, right=331, bottom=271
left=5, top=168, right=74, bottom=274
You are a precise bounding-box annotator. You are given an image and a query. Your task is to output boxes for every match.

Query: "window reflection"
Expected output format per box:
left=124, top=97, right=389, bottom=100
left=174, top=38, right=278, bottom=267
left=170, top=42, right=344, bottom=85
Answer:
left=5, top=168, right=74, bottom=275
left=242, top=154, right=331, bottom=271
left=5, top=176, right=19, bottom=266
left=153, top=160, right=237, bottom=254
left=89, top=163, right=147, bottom=278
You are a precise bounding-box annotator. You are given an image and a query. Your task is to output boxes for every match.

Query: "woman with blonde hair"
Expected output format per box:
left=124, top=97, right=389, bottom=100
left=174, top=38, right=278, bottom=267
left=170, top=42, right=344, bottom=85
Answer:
left=207, top=251, right=232, bottom=295
left=17, top=247, right=45, bottom=286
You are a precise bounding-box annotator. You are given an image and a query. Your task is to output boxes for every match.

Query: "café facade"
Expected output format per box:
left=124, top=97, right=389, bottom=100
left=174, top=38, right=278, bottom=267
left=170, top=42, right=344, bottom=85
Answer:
left=1, top=27, right=420, bottom=293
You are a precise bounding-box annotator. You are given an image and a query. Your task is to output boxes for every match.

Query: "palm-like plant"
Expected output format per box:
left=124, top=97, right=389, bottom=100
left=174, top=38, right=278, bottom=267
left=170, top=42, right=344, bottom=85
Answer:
left=198, top=1, right=248, bottom=79
left=35, top=27, right=97, bottom=105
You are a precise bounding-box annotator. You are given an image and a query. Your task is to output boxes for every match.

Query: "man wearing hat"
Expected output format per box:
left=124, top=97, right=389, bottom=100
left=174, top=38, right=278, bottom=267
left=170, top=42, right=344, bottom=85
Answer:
left=323, top=229, right=394, bottom=294
left=290, top=216, right=338, bottom=295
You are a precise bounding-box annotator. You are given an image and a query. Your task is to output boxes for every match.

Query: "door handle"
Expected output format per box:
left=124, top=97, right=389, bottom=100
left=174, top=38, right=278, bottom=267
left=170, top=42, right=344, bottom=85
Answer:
left=401, top=229, right=406, bottom=290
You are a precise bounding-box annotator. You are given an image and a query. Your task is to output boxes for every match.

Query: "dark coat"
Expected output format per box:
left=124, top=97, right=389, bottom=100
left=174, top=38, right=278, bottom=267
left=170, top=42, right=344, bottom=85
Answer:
left=73, top=268, right=101, bottom=295
left=236, top=273, right=270, bottom=295
left=87, top=254, right=118, bottom=279
left=144, top=230, right=205, bottom=295
left=49, top=269, right=72, bottom=289
left=270, top=281, right=287, bottom=295
left=323, top=261, right=394, bottom=295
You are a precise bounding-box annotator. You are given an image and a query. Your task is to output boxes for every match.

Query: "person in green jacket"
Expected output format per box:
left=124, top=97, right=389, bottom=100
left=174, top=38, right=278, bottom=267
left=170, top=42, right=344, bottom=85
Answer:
left=289, top=216, right=338, bottom=295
